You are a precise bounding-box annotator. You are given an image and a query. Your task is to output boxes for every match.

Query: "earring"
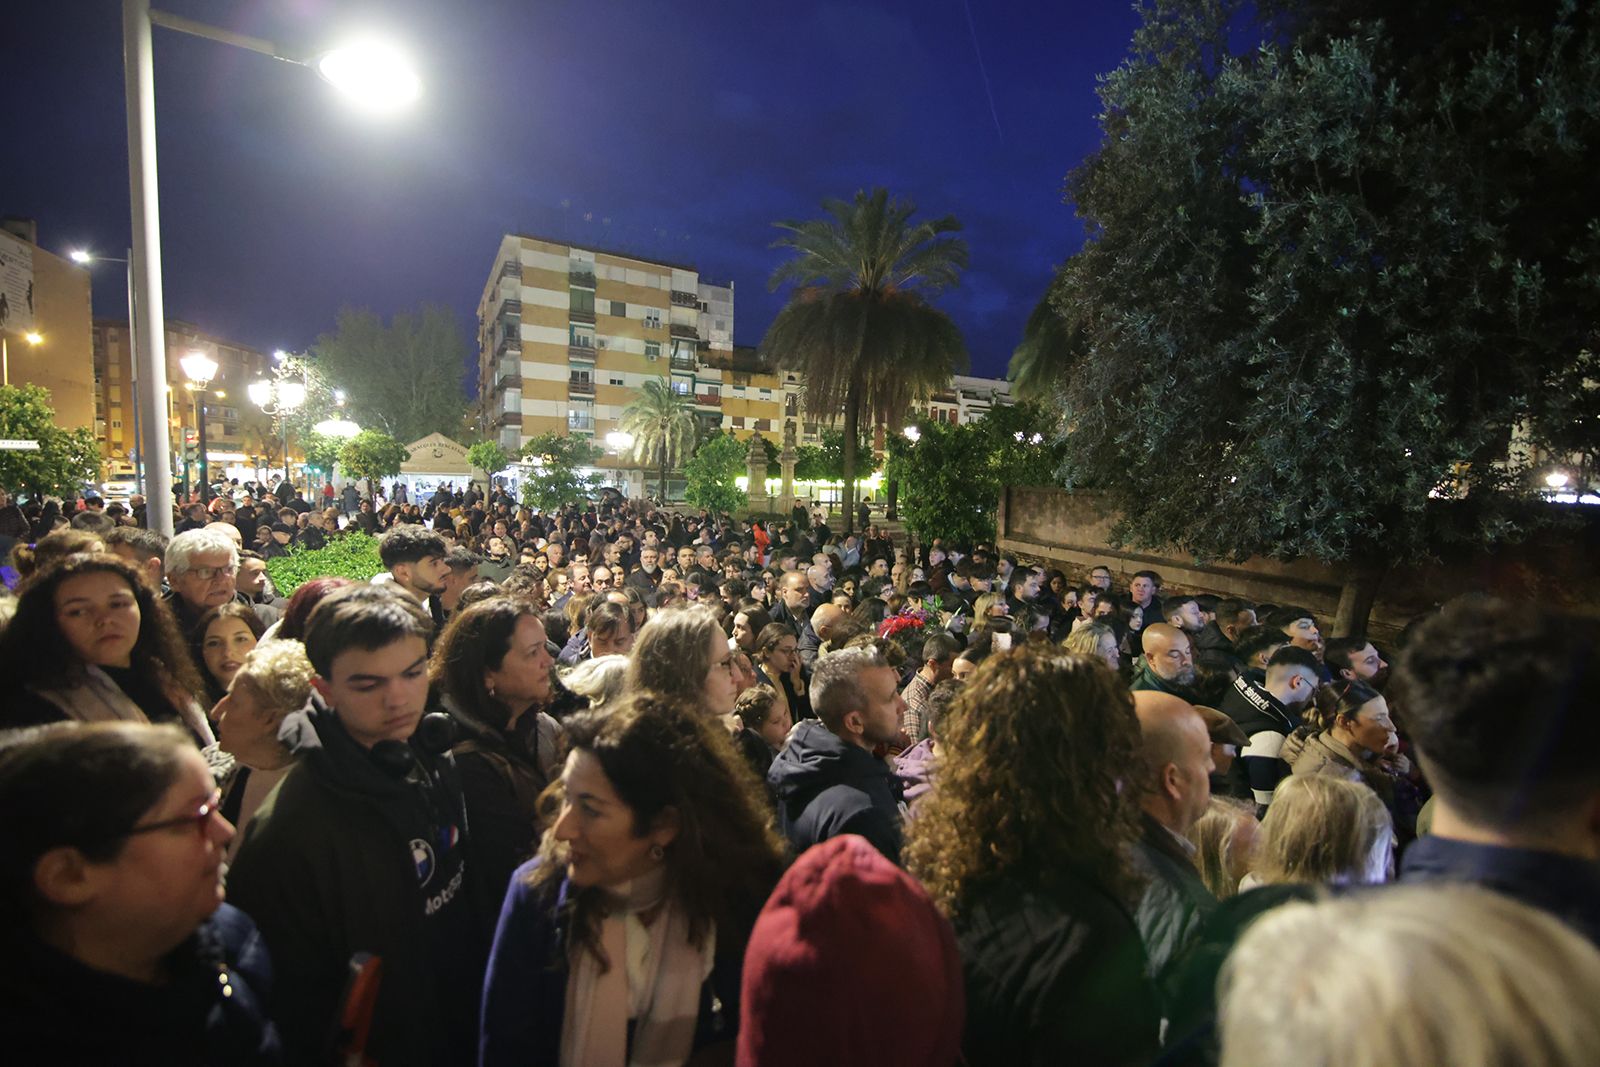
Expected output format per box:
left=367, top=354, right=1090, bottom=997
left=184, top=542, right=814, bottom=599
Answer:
left=649, top=844, right=665, bottom=862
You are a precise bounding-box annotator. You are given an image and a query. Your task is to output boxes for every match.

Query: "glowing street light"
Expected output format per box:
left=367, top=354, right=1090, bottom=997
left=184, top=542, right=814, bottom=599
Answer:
left=903, top=426, right=921, bottom=442
left=315, top=40, right=423, bottom=114
left=249, top=377, right=308, bottom=485
left=605, top=430, right=635, bottom=452
left=313, top=417, right=361, bottom=438
left=1545, top=470, right=1571, bottom=490
left=179, top=351, right=219, bottom=501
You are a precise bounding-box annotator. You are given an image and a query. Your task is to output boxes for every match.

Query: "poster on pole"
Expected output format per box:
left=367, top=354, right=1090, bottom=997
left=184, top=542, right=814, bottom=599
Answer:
left=0, top=230, right=36, bottom=335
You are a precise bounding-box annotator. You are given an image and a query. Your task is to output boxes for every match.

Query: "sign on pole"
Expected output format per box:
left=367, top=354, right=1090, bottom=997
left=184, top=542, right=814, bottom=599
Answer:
left=0, top=439, right=40, bottom=451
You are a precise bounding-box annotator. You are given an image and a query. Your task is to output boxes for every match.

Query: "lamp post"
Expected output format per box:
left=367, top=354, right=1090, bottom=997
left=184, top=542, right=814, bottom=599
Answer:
left=179, top=351, right=218, bottom=503
left=70, top=249, right=143, bottom=493
left=248, top=378, right=306, bottom=489
left=121, top=0, right=421, bottom=537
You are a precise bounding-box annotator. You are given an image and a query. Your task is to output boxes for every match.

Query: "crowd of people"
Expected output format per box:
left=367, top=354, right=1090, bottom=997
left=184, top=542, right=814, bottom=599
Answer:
left=0, top=478, right=1596, bottom=1066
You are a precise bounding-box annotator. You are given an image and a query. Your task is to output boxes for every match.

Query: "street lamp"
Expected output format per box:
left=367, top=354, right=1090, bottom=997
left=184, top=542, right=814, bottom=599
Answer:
left=69, top=249, right=144, bottom=492
left=0, top=330, right=43, bottom=387
left=248, top=378, right=306, bottom=488
left=121, top=1, right=421, bottom=537
left=179, top=351, right=218, bottom=502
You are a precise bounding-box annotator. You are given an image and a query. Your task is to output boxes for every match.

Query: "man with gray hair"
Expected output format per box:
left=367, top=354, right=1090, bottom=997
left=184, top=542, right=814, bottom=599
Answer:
left=163, top=527, right=276, bottom=660
left=767, top=646, right=908, bottom=863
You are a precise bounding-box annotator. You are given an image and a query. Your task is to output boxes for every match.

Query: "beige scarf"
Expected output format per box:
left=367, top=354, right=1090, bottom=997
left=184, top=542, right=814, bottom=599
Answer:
left=559, top=866, right=715, bottom=1067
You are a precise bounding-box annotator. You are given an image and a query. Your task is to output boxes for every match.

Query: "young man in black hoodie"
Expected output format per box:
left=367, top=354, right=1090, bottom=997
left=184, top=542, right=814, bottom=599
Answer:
left=227, top=585, right=484, bottom=1066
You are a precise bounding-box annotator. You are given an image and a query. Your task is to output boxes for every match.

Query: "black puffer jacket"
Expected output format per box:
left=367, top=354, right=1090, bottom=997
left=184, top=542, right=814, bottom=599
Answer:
left=767, top=719, right=903, bottom=864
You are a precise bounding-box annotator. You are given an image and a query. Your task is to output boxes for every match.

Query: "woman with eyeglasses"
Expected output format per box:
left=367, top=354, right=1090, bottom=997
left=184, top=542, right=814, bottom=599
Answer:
left=0, top=721, right=278, bottom=1063
left=0, top=554, right=213, bottom=746
left=626, top=604, right=743, bottom=719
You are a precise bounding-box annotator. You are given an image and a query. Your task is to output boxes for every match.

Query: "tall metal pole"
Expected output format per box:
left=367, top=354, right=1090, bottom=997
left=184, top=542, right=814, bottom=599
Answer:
left=125, top=251, right=143, bottom=495
left=124, top=0, right=174, bottom=538
left=196, top=392, right=210, bottom=503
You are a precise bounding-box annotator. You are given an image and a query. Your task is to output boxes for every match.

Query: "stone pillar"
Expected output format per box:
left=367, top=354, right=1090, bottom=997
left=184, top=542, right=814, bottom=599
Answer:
left=746, top=431, right=770, bottom=514
left=779, top=420, right=798, bottom=516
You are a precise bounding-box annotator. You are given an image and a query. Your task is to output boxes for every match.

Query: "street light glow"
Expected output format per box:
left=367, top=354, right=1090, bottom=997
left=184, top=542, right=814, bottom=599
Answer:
left=316, top=40, right=422, bottom=114
left=279, top=381, right=308, bottom=409
left=903, top=426, right=921, bottom=442
left=23, top=332, right=43, bottom=346
left=179, top=351, right=218, bottom=384
left=313, top=417, right=361, bottom=438
left=272, top=350, right=288, bottom=363
left=247, top=381, right=273, bottom=408
left=69, top=250, right=93, bottom=264
left=605, top=430, right=635, bottom=451
left=1546, top=471, right=1571, bottom=489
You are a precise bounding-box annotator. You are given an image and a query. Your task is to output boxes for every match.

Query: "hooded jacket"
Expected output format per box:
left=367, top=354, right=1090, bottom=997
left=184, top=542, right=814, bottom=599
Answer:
left=1219, top=673, right=1302, bottom=809
left=767, top=719, right=904, bottom=865
left=225, top=702, right=485, bottom=1067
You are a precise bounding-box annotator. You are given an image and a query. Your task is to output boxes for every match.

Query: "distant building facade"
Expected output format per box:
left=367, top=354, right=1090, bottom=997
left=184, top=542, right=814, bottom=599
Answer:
left=0, top=218, right=94, bottom=436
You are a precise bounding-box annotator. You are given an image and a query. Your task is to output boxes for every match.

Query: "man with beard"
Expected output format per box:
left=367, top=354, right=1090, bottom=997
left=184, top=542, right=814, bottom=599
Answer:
left=1325, top=636, right=1388, bottom=688
left=1219, top=645, right=1321, bottom=811
left=1161, top=593, right=1207, bottom=638
left=1131, top=623, right=1199, bottom=701
left=374, top=525, right=450, bottom=629
left=626, top=544, right=663, bottom=605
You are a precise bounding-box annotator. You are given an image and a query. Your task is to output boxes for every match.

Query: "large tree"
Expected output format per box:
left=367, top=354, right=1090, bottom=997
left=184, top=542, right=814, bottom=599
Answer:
left=1044, top=0, right=1600, bottom=634
left=337, top=430, right=409, bottom=490
left=0, top=385, right=100, bottom=498
left=519, top=432, right=602, bottom=513
left=309, top=305, right=469, bottom=445
left=760, top=188, right=969, bottom=533
left=618, top=378, right=697, bottom=502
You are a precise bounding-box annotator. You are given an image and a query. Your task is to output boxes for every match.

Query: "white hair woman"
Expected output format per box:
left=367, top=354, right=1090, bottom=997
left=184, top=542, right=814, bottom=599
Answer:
left=1218, top=885, right=1600, bottom=1067
left=211, top=638, right=314, bottom=854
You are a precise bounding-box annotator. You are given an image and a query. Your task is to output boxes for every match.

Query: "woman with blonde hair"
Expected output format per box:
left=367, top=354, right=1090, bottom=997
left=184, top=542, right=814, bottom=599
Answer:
left=626, top=604, right=740, bottom=719
left=904, top=644, right=1160, bottom=1064
left=211, top=638, right=314, bottom=848
left=1186, top=796, right=1259, bottom=901
left=1218, top=885, right=1600, bottom=1067
left=1063, top=619, right=1120, bottom=670
left=1249, top=773, right=1393, bottom=888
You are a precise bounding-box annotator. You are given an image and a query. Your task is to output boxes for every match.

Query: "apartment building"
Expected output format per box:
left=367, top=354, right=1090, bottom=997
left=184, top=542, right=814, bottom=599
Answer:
left=91, top=319, right=274, bottom=478
left=477, top=235, right=736, bottom=470
left=0, top=219, right=94, bottom=433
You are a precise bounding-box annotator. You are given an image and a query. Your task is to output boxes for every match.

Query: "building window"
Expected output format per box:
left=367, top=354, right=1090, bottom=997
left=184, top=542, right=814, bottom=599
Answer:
left=645, top=341, right=660, bottom=360
left=671, top=379, right=691, bottom=396
left=755, top=419, right=771, bottom=431
left=785, top=394, right=798, bottom=416
left=732, top=416, right=745, bottom=429
left=610, top=300, right=626, bottom=317
left=644, top=308, right=662, bottom=329
left=570, top=289, right=595, bottom=314
left=568, top=410, right=594, bottom=431
left=111, top=420, right=122, bottom=429
left=570, top=323, right=595, bottom=348
left=609, top=377, right=624, bottom=386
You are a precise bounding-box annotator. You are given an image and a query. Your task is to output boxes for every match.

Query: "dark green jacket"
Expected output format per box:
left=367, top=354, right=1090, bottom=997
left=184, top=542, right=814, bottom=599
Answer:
left=226, top=704, right=485, bottom=1067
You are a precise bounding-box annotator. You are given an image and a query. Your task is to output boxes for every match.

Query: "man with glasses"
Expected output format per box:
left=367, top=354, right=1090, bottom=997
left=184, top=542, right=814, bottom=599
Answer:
left=162, top=529, right=271, bottom=670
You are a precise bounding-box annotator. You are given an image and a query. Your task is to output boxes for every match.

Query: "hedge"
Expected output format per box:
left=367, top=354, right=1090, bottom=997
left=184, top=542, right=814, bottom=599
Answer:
left=264, top=531, right=384, bottom=597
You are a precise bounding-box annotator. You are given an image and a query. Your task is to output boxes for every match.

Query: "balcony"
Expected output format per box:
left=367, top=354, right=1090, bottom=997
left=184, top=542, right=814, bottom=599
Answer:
left=695, top=392, right=722, bottom=407
left=499, top=259, right=521, bottom=281
left=494, top=333, right=520, bottom=359
left=670, top=289, right=698, bottom=308
left=569, top=269, right=596, bottom=289
left=500, top=298, right=521, bottom=316
left=494, top=359, right=521, bottom=389
left=495, top=409, right=522, bottom=428
left=569, top=307, right=596, bottom=325
left=669, top=354, right=697, bottom=372
left=669, top=323, right=698, bottom=341
left=568, top=344, right=596, bottom=364
left=568, top=378, right=595, bottom=397
left=567, top=417, right=595, bottom=434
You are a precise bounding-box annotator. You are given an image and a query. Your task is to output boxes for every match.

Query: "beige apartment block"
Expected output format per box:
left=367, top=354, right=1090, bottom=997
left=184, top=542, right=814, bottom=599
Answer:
left=1, top=219, right=94, bottom=435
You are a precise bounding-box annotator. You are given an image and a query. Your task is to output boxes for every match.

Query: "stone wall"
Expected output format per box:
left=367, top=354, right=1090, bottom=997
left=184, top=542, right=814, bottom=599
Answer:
left=997, top=486, right=1600, bottom=637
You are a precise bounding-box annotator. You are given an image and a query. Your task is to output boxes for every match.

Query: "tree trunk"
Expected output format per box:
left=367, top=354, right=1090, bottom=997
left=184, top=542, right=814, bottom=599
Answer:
left=1332, top=561, right=1386, bottom=639
left=841, top=391, right=861, bottom=535
left=886, top=476, right=899, bottom=521
left=660, top=451, right=669, bottom=503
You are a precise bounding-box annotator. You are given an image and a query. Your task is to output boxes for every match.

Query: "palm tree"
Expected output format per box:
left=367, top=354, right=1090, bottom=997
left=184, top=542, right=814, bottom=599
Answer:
left=1008, top=278, right=1081, bottom=402
left=618, top=377, right=697, bottom=502
left=760, top=188, right=968, bottom=532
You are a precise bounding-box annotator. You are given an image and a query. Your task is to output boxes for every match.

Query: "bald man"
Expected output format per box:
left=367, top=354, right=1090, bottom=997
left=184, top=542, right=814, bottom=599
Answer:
left=1131, top=623, right=1199, bottom=700
left=1130, top=690, right=1218, bottom=984
left=802, top=602, right=852, bottom=668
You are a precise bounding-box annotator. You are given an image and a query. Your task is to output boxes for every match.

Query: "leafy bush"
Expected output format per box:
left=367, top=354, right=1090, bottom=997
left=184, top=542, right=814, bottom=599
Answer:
left=684, top=431, right=749, bottom=515
left=265, top=531, right=384, bottom=597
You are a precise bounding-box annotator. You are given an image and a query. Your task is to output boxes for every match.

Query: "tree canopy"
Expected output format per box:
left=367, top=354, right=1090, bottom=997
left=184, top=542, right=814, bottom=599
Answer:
left=618, top=378, right=697, bottom=501
left=760, top=188, right=969, bottom=533
left=0, top=385, right=100, bottom=498
left=466, top=441, right=512, bottom=482
left=338, top=430, right=409, bottom=487
left=887, top=403, right=1064, bottom=546
left=519, top=431, right=602, bottom=513
left=682, top=431, right=749, bottom=515
left=1041, top=0, right=1600, bottom=627
left=309, top=305, right=470, bottom=445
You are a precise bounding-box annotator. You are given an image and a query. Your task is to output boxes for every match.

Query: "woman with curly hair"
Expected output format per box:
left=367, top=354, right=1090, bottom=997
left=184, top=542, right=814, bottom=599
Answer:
left=904, top=644, right=1161, bottom=1066
left=480, top=692, right=785, bottom=1065
left=0, top=553, right=212, bottom=745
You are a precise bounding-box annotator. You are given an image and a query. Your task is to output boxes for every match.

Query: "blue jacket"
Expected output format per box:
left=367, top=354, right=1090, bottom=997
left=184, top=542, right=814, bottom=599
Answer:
left=0, top=903, right=280, bottom=1066
left=767, top=719, right=904, bottom=864
left=1400, top=834, right=1600, bottom=947
left=479, top=860, right=742, bottom=1066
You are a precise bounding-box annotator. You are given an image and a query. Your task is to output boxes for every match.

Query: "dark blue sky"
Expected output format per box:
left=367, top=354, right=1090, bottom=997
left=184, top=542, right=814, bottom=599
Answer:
left=5, top=0, right=1140, bottom=382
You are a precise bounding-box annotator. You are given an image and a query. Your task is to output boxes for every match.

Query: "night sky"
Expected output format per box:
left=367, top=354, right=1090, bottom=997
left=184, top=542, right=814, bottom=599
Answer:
left=5, top=0, right=1141, bottom=383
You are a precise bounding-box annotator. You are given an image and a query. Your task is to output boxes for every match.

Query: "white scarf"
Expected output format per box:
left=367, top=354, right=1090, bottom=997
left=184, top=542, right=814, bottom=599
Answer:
left=559, top=866, right=715, bottom=1067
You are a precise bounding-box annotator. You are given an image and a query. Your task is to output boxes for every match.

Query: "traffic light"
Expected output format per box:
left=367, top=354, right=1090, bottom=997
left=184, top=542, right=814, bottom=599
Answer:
left=183, top=428, right=200, bottom=465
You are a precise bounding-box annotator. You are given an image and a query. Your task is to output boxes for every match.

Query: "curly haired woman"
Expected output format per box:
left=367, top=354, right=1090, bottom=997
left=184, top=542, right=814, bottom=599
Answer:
left=904, top=644, right=1161, bottom=1066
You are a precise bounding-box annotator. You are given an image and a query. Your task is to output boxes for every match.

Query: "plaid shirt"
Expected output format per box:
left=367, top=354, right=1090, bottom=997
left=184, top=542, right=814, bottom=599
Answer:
left=901, top=671, right=934, bottom=742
